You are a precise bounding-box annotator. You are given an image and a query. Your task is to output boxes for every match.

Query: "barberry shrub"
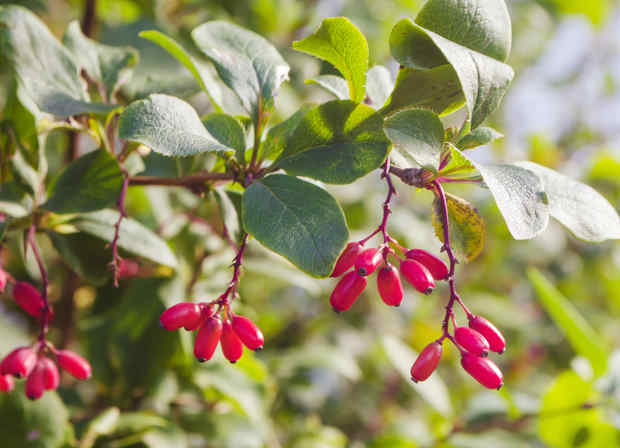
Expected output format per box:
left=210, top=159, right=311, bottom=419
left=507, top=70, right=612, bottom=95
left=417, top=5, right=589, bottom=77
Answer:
left=0, top=0, right=619, bottom=446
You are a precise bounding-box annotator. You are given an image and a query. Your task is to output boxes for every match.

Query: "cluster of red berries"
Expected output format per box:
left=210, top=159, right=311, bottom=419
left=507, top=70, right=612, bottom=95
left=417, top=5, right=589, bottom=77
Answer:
left=0, top=345, right=91, bottom=399
left=330, top=242, right=448, bottom=312
left=411, top=315, right=506, bottom=389
left=160, top=302, right=264, bottom=363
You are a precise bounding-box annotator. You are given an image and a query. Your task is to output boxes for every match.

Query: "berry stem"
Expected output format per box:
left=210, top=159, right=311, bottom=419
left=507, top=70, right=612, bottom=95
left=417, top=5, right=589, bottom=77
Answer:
left=27, top=225, right=50, bottom=342
left=432, top=180, right=473, bottom=345
left=217, top=233, right=249, bottom=307
left=109, top=173, right=129, bottom=287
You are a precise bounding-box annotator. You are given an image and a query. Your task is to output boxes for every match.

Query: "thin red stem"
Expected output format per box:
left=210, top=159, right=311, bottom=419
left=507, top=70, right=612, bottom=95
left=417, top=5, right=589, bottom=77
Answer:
left=432, top=180, right=472, bottom=345
left=216, top=233, right=249, bottom=308
left=27, top=225, right=50, bottom=342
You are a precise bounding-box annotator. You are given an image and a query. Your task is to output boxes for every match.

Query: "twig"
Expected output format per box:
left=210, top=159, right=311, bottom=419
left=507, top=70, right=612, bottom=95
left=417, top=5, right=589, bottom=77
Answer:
left=432, top=180, right=471, bottom=346
left=80, top=0, right=97, bottom=37
left=27, top=225, right=51, bottom=342
left=108, top=174, right=129, bottom=286
left=129, top=172, right=233, bottom=190
left=216, top=233, right=249, bottom=310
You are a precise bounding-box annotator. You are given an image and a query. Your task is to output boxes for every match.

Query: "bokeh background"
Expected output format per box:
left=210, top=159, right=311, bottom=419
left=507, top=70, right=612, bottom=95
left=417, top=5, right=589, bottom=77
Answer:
left=1, top=0, right=619, bottom=447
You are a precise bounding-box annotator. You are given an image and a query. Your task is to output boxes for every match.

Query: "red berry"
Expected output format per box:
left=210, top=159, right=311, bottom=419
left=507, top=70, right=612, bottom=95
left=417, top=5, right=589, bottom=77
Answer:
left=400, top=259, right=435, bottom=294
left=469, top=315, right=506, bottom=354
left=331, top=242, right=363, bottom=277
left=0, top=347, right=37, bottom=378
left=194, top=316, right=222, bottom=362
left=330, top=271, right=367, bottom=312
left=221, top=320, right=243, bottom=363
left=160, top=302, right=202, bottom=331
left=355, top=248, right=383, bottom=276
left=0, top=374, right=13, bottom=392
left=377, top=264, right=403, bottom=306
left=56, top=350, right=92, bottom=380
left=461, top=353, right=503, bottom=389
left=410, top=342, right=443, bottom=382
left=0, top=268, right=8, bottom=293
left=25, top=361, right=45, bottom=400
left=118, top=259, right=140, bottom=279
left=40, top=357, right=59, bottom=390
left=232, top=315, right=264, bottom=351
left=455, top=326, right=490, bottom=357
left=405, top=249, right=449, bottom=280
left=13, top=282, right=45, bottom=318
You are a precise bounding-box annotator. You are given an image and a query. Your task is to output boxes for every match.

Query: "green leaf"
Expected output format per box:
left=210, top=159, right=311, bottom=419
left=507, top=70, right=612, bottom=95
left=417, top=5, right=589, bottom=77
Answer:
left=306, top=75, right=349, bottom=100
left=42, top=150, right=123, bottom=214
left=528, top=269, right=608, bottom=378
left=214, top=188, right=243, bottom=245
left=260, top=104, right=313, bottom=161
left=139, top=30, right=223, bottom=112
left=390, top=1, right=514, bottom=128
left=415, top=0, right=512, bottom=62
left=515, top=162, right=620, bottom=242
left=383, top=108, right=444, bottom=171
left=539, top=371, right=616, bottom=448
left=202, top=113, right=246, bottom=162
left=432, top=192, right=485, bottom=262
left=381, top=335, right=452, bottom=416
left=0, top=6, right=113, bottom=117
left=276, top=100, right=390, bottom=184
left=119, top=94, right=233, bottom=157
left=473, top=161, right=549, bottom=240
left=293, top=17, right=369, bottom=103
left=48, top=231, right=112, bottom=286
left=438, top=143, right=478, bottom=179
left=242, top=174, right=348, bottom=277
left=73, top=209, right=178, bottom=268
left=379, top=65, right=465, bottom=118
left=63, top=21, right=138, bottom=101
left=366, top=65, right=393, bottom=108
left=191, top=21, right=290, bottom=124
left=457, top=126, right=503, bottom=150
left=0, top=384, right=73, bottom=448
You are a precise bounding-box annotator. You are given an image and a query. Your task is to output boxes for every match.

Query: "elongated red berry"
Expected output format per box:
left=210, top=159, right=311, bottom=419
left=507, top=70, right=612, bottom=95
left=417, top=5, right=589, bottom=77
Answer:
left=160, top=302, right=202, bottom=331
left=25, top=361, right=45, bottom=400
left=461, top=353, right=503, bottom=389
left=405, top=249, right=449, bottom=280
left=1, top=347, right=37, bottom=378
left=0, top=268, right=8, bottom=293
left=221, top=320, right=243, bottom=363
left=56, top=350, right=92, bottom=380
left=232, top=315, right=264, bottom=351
left=194, top=316, right=222, bottom=362
left=0, top=374, right=13, bottom=392
left=40, top=357, right=59, bottom=390
left=400, top=259, right=435, bottom=294
left=455, top=326, right=490, bottom=357
left=469, top=315, right=506, bottom=354
left=330, top=271, right=367, bottom=312
left=118, top=259, right=140, bottom=279
left=355, top=248, right=383, bottom=276
left=410, top=342, right=443, bottom=382
left=377, top=264, right=403, bottom=306
left=13, top=282, right=45, bottom=318
left=331, top=242, right=363, bottom=277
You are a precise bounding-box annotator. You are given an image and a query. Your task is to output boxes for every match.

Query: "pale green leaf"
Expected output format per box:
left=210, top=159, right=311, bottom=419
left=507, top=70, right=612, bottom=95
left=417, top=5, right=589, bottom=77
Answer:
left=192, top=21, right=289, bottom=124
left=384, top=108, right=444, bottom=171
left=516, top=162, right=620, bottom=242
left=366, top=65, right=393, bottom=108
left=119, top=94, right=233, bottom=157
left=293, top=17, right=368, bottom=103
left=457, top=126, right=503, bottom=150
left=306, top=75, right=349, bottom=100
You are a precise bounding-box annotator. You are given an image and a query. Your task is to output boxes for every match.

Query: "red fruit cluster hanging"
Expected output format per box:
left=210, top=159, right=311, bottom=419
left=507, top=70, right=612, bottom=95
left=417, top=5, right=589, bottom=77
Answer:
left=159, top=234, right=265, bottom=364
left=329, top=160, right=507, bottom=390
left=0, top=344, right=91, bottom=399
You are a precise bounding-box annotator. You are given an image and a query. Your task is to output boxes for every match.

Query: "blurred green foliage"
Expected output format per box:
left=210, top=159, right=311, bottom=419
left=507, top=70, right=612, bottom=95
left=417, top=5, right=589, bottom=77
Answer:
left=0, top=0, right=619, bottom=447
